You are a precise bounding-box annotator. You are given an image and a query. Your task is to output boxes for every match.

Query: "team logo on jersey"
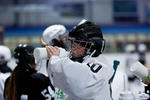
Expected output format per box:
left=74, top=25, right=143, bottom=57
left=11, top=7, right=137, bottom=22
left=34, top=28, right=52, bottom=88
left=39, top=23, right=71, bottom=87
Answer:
left=87, top=63, right=102, bottom=73
left=56, top=89, right=66, bottom=100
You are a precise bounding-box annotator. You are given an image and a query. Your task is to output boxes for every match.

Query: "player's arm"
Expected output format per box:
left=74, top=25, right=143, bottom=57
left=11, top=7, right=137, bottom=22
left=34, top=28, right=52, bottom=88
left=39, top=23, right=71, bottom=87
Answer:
left=49, top=56, right=95, bottom=97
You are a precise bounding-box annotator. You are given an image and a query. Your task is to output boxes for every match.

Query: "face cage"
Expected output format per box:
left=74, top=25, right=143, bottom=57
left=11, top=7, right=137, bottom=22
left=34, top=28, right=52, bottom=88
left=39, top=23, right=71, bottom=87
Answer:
left=67, top=38, right=94, bottom=58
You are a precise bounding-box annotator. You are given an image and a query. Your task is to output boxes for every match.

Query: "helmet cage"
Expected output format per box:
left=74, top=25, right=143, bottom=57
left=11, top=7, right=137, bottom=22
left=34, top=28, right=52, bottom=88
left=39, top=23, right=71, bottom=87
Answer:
left=68, top=37, right=105, bottom=58
left=68, top=37, right=94, bottom=57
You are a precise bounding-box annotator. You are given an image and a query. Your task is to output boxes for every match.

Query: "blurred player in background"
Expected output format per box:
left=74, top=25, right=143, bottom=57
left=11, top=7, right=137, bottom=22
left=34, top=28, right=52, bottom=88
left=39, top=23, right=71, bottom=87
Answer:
left=4, top=44, right=55, bottom=100
left=138, top=43, right=147, bottom=66
left=46, top=20, right=114, bottom=100
left=40, top=25, right=68, bottom=100
left=0, top=45, right=12, bottom=100
left=137, top=43, right=150, bottom=99
left=125, top=44, right=138, bottom=82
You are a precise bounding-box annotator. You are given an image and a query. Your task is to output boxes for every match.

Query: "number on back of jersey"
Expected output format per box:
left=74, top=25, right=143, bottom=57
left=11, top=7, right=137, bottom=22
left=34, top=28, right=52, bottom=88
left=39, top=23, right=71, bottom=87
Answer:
left=87, top=63, right=102, bottom=73
left=41, top=86, right=55, bottom=100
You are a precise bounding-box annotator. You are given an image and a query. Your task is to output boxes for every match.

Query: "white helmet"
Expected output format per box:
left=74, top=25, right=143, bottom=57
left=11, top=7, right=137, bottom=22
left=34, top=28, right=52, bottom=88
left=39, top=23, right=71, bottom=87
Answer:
left=125, top=44, right=136, bottom=53
left=138, top=43, right=147, bottom=52
left=42, top=24, right=67, bottom=45
left=0, top=45, right=11, bottom=62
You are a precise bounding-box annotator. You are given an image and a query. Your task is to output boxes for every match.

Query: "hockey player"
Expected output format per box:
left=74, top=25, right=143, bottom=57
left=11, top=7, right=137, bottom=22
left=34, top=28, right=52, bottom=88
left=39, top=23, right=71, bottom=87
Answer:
left=138, top=43, right=147, bottom=65
left=46, top=20, right=114, bottom=100
left=125, top=44, right=138, bottom=82
left=4, top=44, right=55, bottom=100
left=137, top=43, right=150, bottom=99
left=0, top=45, right=12, bottom=100
left=40, top=25, right=68, bottom=100
left=38, top=24, right=68, bottom=75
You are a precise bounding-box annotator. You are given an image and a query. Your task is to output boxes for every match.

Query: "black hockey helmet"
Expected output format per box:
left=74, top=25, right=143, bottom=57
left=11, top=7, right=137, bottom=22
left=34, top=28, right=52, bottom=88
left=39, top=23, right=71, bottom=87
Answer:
left=14, top=44, right=35, bottom=65
left=68, top=19, right=105, bottom=57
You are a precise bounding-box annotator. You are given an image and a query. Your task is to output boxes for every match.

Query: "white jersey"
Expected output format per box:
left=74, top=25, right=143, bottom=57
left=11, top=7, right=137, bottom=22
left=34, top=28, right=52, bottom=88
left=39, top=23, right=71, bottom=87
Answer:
left=0, top=72, right=11, bottom=100
left=47, top=52, right=114, bottom=100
